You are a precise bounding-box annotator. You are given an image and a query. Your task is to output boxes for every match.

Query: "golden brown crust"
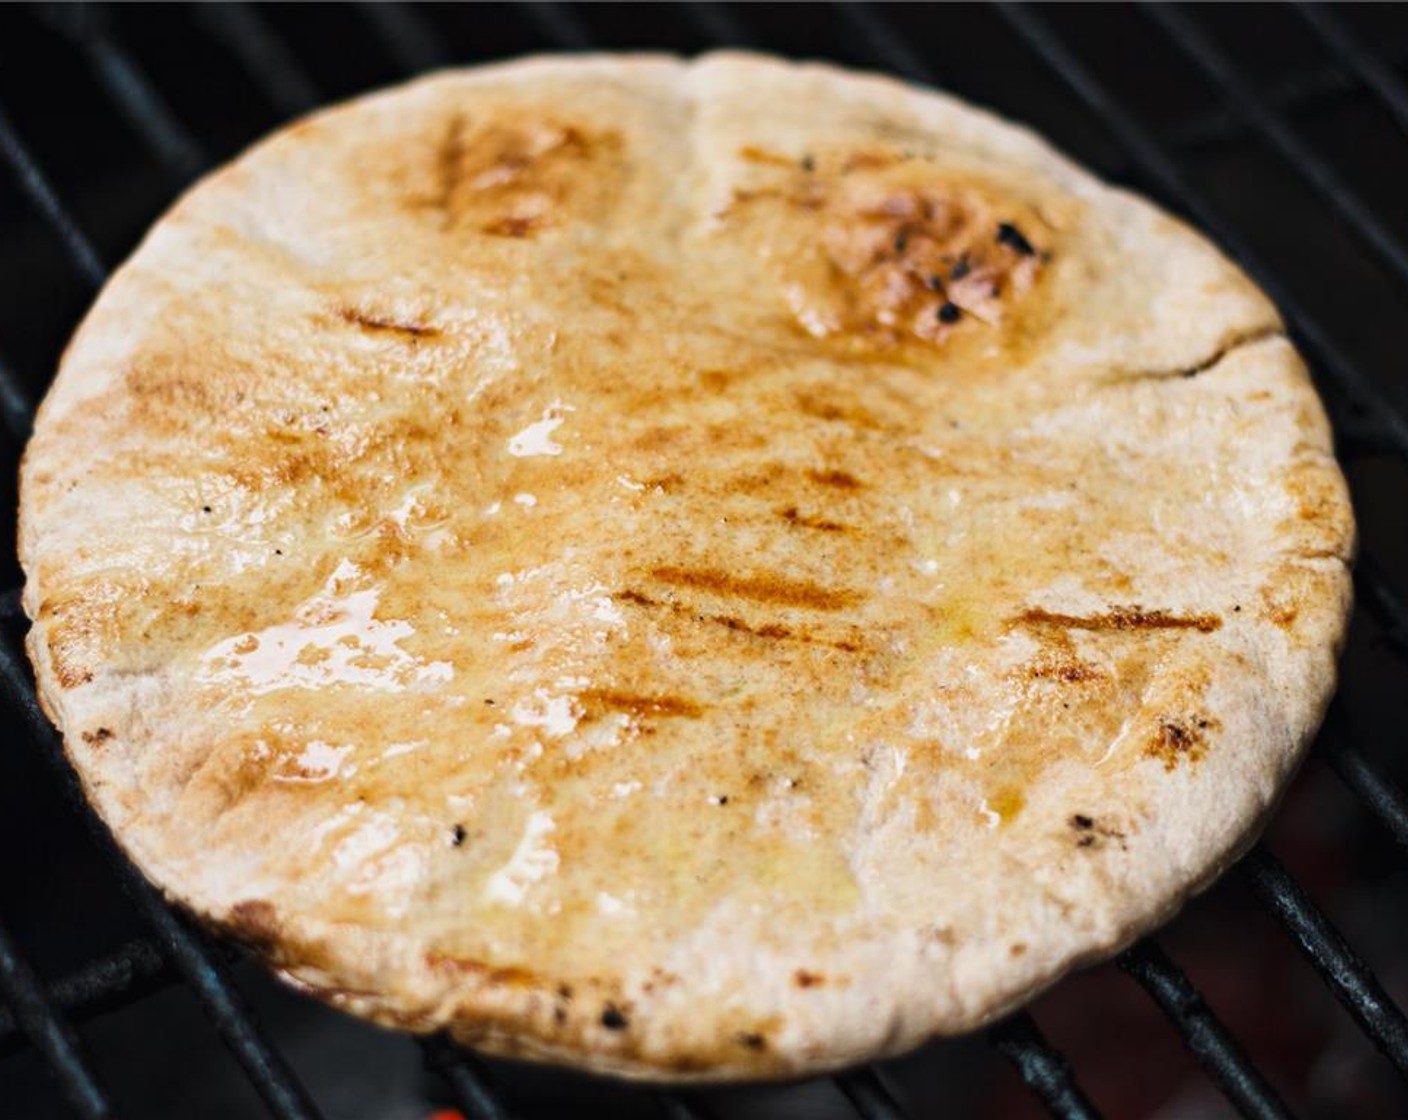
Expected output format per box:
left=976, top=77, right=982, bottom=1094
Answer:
left=19, top=53, right=1352, bottom=1081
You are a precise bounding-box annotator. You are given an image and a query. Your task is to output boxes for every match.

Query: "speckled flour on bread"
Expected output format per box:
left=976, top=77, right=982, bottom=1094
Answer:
left=20, top=53, right=1353, bottom=1080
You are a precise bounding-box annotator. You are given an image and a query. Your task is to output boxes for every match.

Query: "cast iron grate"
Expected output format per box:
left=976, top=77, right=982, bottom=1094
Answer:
left=2, top=4, right=1408, bottom=1118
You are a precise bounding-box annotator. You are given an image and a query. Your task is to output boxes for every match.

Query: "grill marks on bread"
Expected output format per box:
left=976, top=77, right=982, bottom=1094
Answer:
left=615, top=587, right=868, bottom=655
left=647, top=566, right=864, bottom=612
left=1018, top=606, right=1223, bottom=634
left=337, top=307, right=441, bottom=340
left=577, top=689, right=704, bottom=721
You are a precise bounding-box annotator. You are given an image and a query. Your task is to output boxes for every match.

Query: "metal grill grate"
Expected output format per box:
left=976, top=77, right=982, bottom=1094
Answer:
left=2, top=4, right=1407, bottom=1118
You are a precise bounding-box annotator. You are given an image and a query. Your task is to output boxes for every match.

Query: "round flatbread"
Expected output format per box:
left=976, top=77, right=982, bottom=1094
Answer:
left=20, top=53, right=1353, bottom=1080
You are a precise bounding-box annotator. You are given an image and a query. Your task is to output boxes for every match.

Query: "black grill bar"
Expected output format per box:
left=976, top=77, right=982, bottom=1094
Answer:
left=653, top=1089, right=710, bottom=1120
left=37, top=6, right=206, bottom=183
left=833, top=1, right=936, bottom=86
left=0, top=348, right=35, bottom=443
left=0, top=938, right=172, bottom=1059
left=989, top=1013, right=1101, bottom=1120
left=1168, top=38, right=1408, bottom=151
left=834, top=1066, right=907, bottom=1120
left=1145, top=5, right=1408, bottom=296
left=1323, top=706, right=1408, bottom=857
left=994, top=2, right=1408, bottom=466
left=521, top=2, right=595, bottom=53
left=685, top=2, right=756, bottom=49
left=193, top=3, right=320, bottom=118
left=0, top=105, right=106, bottom=290
left=0, top=919, right=115, bottom=1120
left=1357, top=555, right=1408, bottom=657
left=1328, top=739, right=1408, bottom=856
left=1298, top=4, right=1408, bottom=139
left=0, top=639, right=326, bottom=1120
left=422, top=1035, right=515, bottom=1120
left=358, top=2, right=450, bottom=75
left=1239, top=847, right=1408, bottom=1080
left=1118, top=941, right=1293, bottom=1120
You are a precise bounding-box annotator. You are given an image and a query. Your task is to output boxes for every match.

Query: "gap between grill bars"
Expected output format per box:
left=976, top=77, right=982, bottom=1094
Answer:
left=2, top=4, right=1408, bottom=1119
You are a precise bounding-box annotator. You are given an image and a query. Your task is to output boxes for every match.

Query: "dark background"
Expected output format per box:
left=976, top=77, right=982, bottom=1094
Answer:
left=2, top=4, right=1408, bottom=1118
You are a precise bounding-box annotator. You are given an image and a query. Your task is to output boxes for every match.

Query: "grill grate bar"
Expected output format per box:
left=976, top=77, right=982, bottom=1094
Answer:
left=0, top=938, right=172, bottom=1059
left=0, top=104, right=107, bottom=289
left=1323, top=707, right=1408, bottom=857
left=422, top=1035, right=516, bottom=1120
left=520, top=2, right=595, bottom=52
left=358, top=2, right=451, bottom=75
left=193, top=3, right=321, bottom=118
left=994, top=2, right=1408, bottom=473
left=1356, top=554, right=1408, bottom=657
left=989, top=1013, right=1102, bottom=1119
left=1239, top=847, right=1408, bottom=1080
left=1145, top=5, right=1408, bottom=298
left=1297, top=3, right=1408, bottom=139
left=1328, top=740, right=1408, bottom=856
left=0, top=638, right=326, bottom=1120
left=685, top=2, right=756, bottom=49
left=834, top=1066, right=908, bottom=1120
left=833, top=1, right=937, bottom=86
left=0, top=919, right=115, bottom=1120
left=1168, top=36, right=1408, bottom=151
left=653, top=1089, right=710, bottom=1120
left=38, top=6, right=206, bottom=183
left=0, top=348, right=35, bottom=443
left=1118, top=941, right=1294, bottom=1120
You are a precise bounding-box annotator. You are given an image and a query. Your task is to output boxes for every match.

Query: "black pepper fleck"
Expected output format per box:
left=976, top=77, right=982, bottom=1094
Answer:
left=937, top=302, right=962, bottom=324
left=894, top=229, right=910, bottom=253
left=950, top=255, right=972, bottom=280
left=927, top=274, right=946, bottom=292
left=484, top=698, right=495, bottom=706
left=996, top=222, right=1036, bottom=256
left=601, top=1004, right=628, bottom=1030
left=202, top=506, right=212, bottom=513
left=736, top=1032, right=766, bottom=1051
left=801, top=154, right=815, bottom=172
left=451, top=824, right=466, bottom=847
left=1072, top=814, right=1094, bottom=830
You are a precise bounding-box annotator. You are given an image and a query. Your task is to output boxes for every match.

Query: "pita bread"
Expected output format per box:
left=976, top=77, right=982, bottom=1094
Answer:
left=19, top=53, right=1353, bottom=1080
